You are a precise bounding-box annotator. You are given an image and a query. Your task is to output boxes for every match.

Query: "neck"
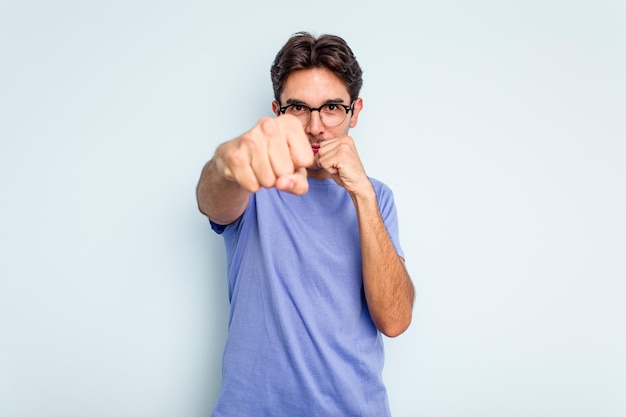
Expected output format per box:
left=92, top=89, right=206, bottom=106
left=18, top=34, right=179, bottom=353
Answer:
left=306, top=168, right=331, bottom=180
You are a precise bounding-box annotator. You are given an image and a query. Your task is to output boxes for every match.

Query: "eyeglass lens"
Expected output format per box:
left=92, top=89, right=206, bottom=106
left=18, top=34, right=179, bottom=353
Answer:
left=284, top=104, right=348, bottom=127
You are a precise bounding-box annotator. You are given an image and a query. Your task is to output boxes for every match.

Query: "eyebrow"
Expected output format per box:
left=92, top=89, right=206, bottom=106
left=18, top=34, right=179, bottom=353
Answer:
left=284, top=98, right=347, bottom=106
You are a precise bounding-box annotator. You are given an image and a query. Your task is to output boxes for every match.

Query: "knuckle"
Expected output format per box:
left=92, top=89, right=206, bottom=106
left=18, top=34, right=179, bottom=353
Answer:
left=240, top=132, right=260, bottom=152
left=272, top=159, right=295, bottom=176
left=257, top=167, right=277, bottom=183
left=285, top=114, right=302, bottom=129
left=340, top=135, right=354, bottom=145
left=280, top=114, right=305, bottom=135
left=226, top=149, right=247, bottom=169
left=258, top=117, right=278, bottom=136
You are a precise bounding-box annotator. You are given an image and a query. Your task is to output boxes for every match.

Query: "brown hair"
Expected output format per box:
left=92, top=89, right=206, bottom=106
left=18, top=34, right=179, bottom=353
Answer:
left=270, top=32, right=363, bottom=103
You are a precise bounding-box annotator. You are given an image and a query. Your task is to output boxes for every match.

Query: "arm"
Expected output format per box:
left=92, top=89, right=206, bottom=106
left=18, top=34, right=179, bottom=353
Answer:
left=196, top=116, right=313, bottom=223
left=317, top=136, right=414, bottom=337
left=196, top=157, right=250, bottom=225
left=352, top=187, right=414, bottom=337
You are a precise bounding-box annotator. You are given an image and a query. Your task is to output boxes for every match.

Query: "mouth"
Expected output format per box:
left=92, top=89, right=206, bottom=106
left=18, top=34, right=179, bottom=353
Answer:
left=311, top=145, right=320, bottom=155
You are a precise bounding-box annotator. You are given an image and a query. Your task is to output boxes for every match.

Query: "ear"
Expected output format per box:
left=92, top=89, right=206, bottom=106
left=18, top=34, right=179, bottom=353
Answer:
left=348, top=98, right=363, bottom=128
left=272, top=100, right=280, bottom=116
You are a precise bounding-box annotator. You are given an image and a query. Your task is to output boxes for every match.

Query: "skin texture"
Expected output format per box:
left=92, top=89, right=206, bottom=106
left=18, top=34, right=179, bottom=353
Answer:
left=196, top=67, right=414, bottom=337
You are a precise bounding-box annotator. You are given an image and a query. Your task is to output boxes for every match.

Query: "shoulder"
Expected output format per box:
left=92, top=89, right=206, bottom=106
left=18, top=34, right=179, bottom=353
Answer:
left=368, top=176, right=394, bottom=197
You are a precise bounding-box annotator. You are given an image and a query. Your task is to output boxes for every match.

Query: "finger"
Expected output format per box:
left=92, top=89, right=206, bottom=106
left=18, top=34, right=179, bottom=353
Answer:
left=264, top=120, right=296, bottom=177
left=317, top=141, right=363, bottom=180
left=317, top=153, right=340, bottom=175
left=216, top=138, right=247, bottom=182
left=245, top=120, right=279, bottom=188
left=226, top=155, right=262, bottom=192
left=316, top=138, right=344, bottom=168
left=317, top=136, right=350, bottom=155
left=279, top=115, right=314, bottom=168
left=316, top=141, right=341, bottom=174
left=275, top=167, right=309, bottom=195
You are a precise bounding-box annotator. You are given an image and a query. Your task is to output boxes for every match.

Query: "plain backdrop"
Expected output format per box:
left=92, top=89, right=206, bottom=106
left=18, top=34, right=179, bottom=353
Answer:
left=1, top=1, right=624, bottom=416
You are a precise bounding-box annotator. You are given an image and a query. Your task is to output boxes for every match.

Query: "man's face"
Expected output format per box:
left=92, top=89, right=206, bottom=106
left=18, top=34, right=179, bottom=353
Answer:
left=273, top=67, right=363, bottom=174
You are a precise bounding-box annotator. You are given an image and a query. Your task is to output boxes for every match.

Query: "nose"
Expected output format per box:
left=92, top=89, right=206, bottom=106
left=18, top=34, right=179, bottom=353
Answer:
left=305, top=109, right=325, bottom=136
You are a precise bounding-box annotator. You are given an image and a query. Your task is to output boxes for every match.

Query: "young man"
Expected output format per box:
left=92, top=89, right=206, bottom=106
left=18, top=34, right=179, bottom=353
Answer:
left=197, top=32, right=414, bottom=417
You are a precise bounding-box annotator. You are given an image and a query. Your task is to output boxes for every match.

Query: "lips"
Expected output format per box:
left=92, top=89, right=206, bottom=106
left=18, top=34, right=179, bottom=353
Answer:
left=311, top=145, right=320, bottom=155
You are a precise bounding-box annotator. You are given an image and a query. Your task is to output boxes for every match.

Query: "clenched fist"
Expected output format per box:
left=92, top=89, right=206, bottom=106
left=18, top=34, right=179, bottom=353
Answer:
left=214, top=115, right=314, bottom=195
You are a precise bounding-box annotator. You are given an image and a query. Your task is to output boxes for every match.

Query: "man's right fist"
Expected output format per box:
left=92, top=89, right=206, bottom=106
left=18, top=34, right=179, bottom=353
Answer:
left=214, top=115, right=314, bottom=195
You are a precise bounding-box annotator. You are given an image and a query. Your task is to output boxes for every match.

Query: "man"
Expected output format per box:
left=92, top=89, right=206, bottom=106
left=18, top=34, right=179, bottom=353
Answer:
left=197, top=32, right=414, bottom=417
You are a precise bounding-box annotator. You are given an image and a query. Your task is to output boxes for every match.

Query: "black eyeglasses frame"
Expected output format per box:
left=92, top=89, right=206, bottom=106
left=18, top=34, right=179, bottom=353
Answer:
left=277, top=101, right=355, bottom=126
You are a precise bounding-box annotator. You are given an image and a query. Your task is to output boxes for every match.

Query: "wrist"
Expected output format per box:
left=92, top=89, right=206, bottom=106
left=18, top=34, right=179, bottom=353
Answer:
left=349, top=180, right=376, bottom=205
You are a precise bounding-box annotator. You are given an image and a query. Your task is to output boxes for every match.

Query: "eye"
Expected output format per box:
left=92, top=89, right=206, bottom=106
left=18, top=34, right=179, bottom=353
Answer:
left=326, top=104, right=338, bottom=111
left=284, top=104, right=306, bottom=116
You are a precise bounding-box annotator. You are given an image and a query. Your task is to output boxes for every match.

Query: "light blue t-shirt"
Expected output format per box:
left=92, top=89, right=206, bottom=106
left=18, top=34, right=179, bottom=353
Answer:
left=210, top=177, right=404, bottom=417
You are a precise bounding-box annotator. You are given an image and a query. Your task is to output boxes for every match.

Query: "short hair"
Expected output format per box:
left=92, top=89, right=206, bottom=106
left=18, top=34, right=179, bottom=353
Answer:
left=270, top=32, right=363, bottom=103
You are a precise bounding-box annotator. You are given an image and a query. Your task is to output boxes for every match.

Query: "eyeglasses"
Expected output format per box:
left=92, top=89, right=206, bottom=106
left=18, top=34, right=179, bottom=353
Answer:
left=278, top=101, right=354, bottom=127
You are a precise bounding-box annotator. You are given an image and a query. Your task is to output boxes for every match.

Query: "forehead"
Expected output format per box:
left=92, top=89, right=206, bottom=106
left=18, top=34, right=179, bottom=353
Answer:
left=281, top=67, right=350, bottom=104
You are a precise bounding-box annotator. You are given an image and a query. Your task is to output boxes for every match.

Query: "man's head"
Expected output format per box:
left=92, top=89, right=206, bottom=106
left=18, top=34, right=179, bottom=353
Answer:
left=270, top=32, right=363, bottom=104
left=270, top=32, right=365, bottom=176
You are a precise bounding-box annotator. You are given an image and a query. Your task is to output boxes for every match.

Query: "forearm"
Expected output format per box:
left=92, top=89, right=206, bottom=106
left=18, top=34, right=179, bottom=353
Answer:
left=351, top=187, right=414, bottom=337
left=196, top=157, right=250, bottom=225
